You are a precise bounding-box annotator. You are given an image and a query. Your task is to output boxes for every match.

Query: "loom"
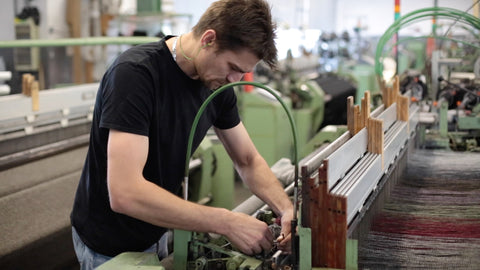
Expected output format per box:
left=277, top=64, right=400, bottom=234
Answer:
left=358, top=149, right=480, bottom=268
left=0, top=82, right=98, bottom=269
left=96, top=75, right=424, bottom=270
left=175, top=78, right=477, bottom=270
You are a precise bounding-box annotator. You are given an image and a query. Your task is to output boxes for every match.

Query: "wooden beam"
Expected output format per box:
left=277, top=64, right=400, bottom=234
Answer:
left=393, top=75, right=400, bottom=94
left=397, top=94, right=409, bottom=122
left=361, top=91, right=371, bottom=131
left=316, top=161, right=329, bottom=267
left=367, top=118, right=384, bottom=169
left=347, top=96, right=355, bottom=136
left=309, top=159, right=349, bottom=269
left=31, top=81, right=39, bottom=111
left=354, top=105, right=361, bottom=134
left=329, top=195, right=347, bottom=269
left=301, top=166, right=311, bottom=228
left=22, top=73, right=34, bottom=96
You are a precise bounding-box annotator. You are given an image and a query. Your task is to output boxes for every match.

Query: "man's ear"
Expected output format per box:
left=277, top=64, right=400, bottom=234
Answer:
left=201, top=29, right=216, bottom=47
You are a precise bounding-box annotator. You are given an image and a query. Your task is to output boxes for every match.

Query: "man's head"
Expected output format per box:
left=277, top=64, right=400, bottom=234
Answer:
left=192, top=0, right=277, bottom=70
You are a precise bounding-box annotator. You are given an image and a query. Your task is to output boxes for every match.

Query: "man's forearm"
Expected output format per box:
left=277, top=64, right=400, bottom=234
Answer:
left=110, top=177, right=234, bottom=234
left=109, top=176, right=275, bottom=254
left=236, top=154, right=293, bottom=217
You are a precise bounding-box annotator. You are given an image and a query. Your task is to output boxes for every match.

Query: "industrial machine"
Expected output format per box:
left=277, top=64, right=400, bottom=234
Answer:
left=372, top=7, right=480, bottom=152
left=417, top=70, right=480, bottom=151
left=179, top=78, right=417, bottom=270
left=97, top=76, right=418, bottom=270
left=239, top=48, right=355, bottom=166
left=420, top=51, right=480, bottom=151
left=13, top=17, right=40, bottom=72
left=0, top=82, right=97, bottom=269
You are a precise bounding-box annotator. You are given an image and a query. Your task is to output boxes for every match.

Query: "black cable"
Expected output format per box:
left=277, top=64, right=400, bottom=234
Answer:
left=438, top=76, right=480, bottom=98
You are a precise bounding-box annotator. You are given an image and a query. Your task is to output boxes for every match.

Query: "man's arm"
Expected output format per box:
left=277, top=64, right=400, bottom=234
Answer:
left=214, top=122, right=294, bottom=251
left=106, top=129, right=273, bottom=254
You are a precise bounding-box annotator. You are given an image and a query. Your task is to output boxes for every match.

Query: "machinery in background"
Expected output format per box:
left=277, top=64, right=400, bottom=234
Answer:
left=399, top=71, right=428, bottom=102
left=418, top=70, right=480, bottom=151
left=410, top=44, right=480, bottom=151
left=0, top=71, right=12, bottom=95
left=13, top=17, right=40, bottom=72
left=0, top=81, right=96, bottom=163
left=238, top=48, right=355, bottom=166
left=0, top=82, right=97, bottom=269
left=314, top=73, right=357, bottom=128
left=317, top=31, right=352, bottom=73
left=186, top=133, right=236, bottom=209
left=371, top=6, right=480, bottom=152
left=448, top=76, right=480, bottom=141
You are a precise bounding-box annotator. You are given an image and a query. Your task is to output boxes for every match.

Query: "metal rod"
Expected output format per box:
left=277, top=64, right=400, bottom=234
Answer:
left=0, top=36, right=159, bottom=48
left=0, top=134, right=89, bottom=170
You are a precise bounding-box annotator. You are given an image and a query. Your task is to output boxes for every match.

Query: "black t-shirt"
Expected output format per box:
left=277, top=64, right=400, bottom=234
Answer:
left=71, top=36, right=240, bottom=256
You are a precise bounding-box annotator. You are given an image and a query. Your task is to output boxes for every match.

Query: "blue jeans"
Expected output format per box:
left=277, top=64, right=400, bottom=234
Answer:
left=72, top=226, right=170, bottom=270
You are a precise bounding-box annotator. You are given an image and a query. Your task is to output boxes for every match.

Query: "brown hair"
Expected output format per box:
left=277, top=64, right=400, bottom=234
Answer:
left=192, top=0, right=277, bottom=69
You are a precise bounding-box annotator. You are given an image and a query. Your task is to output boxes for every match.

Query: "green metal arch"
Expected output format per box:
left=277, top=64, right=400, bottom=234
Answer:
left=374, top=7, right=480, bottom=77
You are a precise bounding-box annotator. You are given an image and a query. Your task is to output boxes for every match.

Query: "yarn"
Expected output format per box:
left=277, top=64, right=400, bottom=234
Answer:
left=359, top=150, right=480, bottom=269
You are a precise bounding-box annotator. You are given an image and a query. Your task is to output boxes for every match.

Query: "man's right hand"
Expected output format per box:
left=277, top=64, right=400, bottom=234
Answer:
left=221, top=211, right=274, bottom=255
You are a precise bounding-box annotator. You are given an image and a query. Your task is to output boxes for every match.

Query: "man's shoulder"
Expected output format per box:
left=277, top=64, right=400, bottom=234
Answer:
left=106, top=41, right=172, bottom=78
left=118, top=40, right=166, bottom=62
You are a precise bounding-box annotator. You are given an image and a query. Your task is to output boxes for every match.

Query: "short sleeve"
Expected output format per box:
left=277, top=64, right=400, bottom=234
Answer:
left=99, top=63, right=154, bottom=136
left=213, top=87, right=241, bottom=129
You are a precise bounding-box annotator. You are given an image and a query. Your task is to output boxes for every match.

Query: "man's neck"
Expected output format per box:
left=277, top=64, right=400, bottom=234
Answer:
left=167, top=32, right=199, bottom=80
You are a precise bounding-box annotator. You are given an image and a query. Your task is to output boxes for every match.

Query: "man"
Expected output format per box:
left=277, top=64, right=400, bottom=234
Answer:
left=70, top=0, right=294, bottom=268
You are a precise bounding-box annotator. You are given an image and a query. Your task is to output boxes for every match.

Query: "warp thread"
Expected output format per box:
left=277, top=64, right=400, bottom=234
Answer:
left=358, top=150, right=480, bottom=269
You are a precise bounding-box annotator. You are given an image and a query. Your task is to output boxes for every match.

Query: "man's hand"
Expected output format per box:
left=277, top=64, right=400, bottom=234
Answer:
left=214, top=124, right=295, bottom=254
left=222, top=212, right=274, bottom=255
left=275, top=207, right=294, bottom=253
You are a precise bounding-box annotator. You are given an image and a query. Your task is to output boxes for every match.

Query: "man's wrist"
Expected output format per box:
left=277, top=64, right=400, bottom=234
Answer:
left=278, top=204, right=294, bottom=218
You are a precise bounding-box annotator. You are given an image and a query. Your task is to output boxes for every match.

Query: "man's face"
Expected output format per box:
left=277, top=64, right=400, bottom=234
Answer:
left=195, top=47, right=259, bottom=90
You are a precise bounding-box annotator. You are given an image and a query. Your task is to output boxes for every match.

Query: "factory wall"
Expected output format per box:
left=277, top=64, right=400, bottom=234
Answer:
left=335, top=0, right=476, bottom=37
left=0, top=0, right=477, bottom=89
left=173, top=0, right=339, bottom=30
left=0, top=1, right=15, bottom=41
left=0, top=1, right=15, bottom=90
left=175, top=0, right=476, bottom=36
left=0, top=0, right=477, bottom=42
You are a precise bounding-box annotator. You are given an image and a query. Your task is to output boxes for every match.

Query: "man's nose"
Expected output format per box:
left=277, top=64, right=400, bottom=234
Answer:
left=227, top=72, right=244, bottom=83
